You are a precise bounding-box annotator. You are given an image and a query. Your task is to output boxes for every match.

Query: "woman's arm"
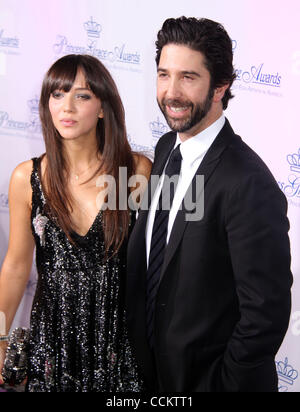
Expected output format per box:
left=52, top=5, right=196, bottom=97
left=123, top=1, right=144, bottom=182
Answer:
left=130, top=154, right=152, bottom=210
left=0, top=161, right=35, bottom=383
left=134, top=153, right=152, bottom=182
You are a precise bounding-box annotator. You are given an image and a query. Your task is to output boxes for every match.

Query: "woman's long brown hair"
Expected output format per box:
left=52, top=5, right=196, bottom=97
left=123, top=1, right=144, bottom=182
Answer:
left=39, top=54, right=135, bottom=256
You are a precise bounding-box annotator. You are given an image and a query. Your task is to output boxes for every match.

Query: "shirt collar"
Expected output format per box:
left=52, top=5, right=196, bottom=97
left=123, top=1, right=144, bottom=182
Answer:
left=174, top=114, right=226, bottom=167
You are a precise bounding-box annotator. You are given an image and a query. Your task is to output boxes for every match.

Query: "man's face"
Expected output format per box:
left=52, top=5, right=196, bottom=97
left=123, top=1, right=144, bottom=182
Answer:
left=157, top=44, right=215, bottom=139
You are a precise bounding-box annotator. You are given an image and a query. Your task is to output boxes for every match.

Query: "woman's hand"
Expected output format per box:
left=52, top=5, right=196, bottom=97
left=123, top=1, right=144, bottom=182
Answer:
left=0, top=342, right=7, bottom=385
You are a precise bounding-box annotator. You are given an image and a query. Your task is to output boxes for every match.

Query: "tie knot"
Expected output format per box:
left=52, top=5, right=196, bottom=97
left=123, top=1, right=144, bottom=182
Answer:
left=165, top=144, right=182, bottom=178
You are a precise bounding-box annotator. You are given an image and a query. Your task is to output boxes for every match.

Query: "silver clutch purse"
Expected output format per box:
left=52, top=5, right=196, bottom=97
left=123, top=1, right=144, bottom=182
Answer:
left=2, top=327, right=30, bottom=386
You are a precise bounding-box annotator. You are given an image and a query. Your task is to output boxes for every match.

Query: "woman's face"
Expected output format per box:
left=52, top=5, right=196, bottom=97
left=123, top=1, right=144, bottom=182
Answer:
left=48, top=69, right=103, bottom=141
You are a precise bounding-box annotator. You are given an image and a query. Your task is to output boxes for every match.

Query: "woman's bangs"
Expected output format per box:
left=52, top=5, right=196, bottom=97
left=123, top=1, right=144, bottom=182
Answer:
left=48, top=60, right=80, bottom=93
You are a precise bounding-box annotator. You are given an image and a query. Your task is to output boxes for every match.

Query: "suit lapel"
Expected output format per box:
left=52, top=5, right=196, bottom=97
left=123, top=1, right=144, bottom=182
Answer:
left=159, top=119, right=237, bottom=282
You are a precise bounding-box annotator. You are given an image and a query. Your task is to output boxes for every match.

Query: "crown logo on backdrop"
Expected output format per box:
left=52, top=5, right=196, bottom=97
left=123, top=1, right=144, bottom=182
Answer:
left=27, top=96, right=40, bottom=115
left=276, top=358, right=298, bottom=386
left=150, top=117, right=168, bottom=140
left=84, top=17, right=102, bottom=39
left=231, top=39, right=237, bottom=52
left=287, top=149, right=300, bottom=174
left=0, top=194, right=8, bottom=208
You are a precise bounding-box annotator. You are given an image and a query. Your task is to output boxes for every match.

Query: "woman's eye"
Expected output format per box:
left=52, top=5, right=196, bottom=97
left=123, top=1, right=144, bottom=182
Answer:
left=76, top=94, right=91, bottom=100
left=51, top=91, right=64, bottom=99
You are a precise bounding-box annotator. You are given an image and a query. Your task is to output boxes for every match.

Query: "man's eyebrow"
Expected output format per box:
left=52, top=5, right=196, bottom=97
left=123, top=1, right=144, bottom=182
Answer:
left=157, top=67, right=167, bottom=73
left=157, top=68, right=201, bottom=77
left=181, top=70, right=201, bottom=77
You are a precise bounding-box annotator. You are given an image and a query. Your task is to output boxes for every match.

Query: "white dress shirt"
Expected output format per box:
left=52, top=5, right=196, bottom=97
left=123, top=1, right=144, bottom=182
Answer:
left=146, top=114, right=225, bottom=267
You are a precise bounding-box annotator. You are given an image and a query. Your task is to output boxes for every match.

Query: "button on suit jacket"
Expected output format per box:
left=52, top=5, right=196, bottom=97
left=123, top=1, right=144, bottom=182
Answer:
left=126, top=119, right=293, bottom=392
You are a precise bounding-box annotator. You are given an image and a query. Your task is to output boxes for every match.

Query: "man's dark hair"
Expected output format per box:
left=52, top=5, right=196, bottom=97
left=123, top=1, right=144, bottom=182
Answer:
left=155, top=17, right=236, bottom=110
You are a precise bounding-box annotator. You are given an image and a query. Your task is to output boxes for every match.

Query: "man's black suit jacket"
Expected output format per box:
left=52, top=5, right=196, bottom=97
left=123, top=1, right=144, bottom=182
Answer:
left=126, top=119, right=293, bottom=392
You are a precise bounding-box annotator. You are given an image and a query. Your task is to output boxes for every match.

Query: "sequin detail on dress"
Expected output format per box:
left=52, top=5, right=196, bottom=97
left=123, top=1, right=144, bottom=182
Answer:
left=27, top=157, right=143, bottom=392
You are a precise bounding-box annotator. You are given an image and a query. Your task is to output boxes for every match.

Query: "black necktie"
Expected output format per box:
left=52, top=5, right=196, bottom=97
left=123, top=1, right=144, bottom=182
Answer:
left=146, top=144, right=182, bottom=347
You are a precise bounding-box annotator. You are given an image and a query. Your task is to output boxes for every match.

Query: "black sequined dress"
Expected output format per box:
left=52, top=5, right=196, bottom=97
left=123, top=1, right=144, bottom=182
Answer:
left=27, top=157, right=142, bottom=392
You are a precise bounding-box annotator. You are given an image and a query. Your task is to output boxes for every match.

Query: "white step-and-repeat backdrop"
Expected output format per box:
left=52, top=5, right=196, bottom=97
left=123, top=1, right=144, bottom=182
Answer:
left=0, top=0, right=299, bottom=392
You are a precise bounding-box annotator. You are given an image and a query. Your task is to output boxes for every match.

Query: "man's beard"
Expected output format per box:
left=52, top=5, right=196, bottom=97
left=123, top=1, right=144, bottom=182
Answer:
left=158, top=87, right=214, bottom=134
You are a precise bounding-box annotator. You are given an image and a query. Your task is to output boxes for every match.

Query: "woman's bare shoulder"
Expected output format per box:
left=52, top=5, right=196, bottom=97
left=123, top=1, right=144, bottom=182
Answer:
left=9, top=159, right=35, bottom=205
left=11, top=159, right=34, bottom=182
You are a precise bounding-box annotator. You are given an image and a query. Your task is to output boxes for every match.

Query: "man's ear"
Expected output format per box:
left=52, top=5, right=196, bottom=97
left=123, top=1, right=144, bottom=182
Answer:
left=213, top=84, right=229, bottom=103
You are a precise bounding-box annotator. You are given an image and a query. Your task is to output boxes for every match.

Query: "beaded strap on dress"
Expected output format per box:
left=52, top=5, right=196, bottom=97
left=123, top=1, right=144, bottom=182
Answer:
left=31, top=157, right=46, bottom=209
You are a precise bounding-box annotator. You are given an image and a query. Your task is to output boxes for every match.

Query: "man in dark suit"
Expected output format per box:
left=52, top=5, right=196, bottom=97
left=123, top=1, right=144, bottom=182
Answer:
left=126, top=17, right=293, bottom=392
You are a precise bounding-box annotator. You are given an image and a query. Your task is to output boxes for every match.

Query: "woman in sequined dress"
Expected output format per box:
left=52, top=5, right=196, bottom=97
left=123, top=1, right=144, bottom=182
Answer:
left=0, top=54, right=151, bottom=392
